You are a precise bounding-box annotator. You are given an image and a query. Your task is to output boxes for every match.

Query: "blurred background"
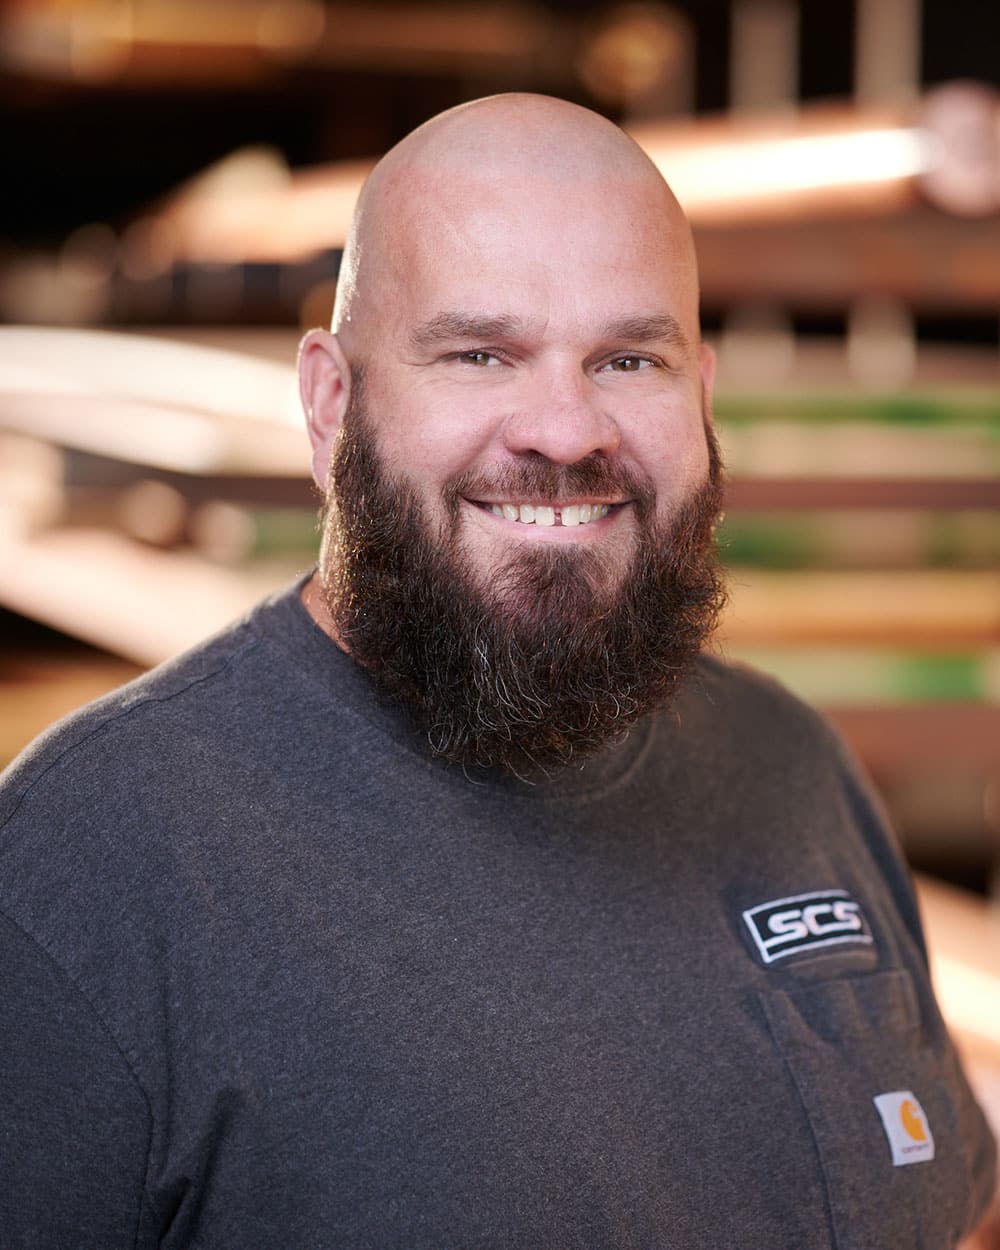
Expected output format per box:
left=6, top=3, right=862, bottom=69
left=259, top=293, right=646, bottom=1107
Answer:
left=1, top=0, right=999, bottom=1161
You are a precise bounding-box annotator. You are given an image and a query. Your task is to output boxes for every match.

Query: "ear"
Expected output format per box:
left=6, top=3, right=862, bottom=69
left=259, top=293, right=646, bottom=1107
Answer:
left=298, top=329, right=351, bottom=489
left=698, top=341, right=716, bottom=426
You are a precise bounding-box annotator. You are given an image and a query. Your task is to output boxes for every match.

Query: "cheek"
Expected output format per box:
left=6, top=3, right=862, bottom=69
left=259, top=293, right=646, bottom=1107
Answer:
left=370, top=385, right=500, bottom=486
left=680, top=424, right=712, bottom=487
left=624, top=401, right=711, bottom=494
left=411, top=424, right=486, bottom=478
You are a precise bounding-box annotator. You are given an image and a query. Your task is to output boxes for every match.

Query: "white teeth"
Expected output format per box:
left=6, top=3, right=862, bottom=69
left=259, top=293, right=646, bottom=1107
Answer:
left=487, top=502, right=613, bottom=525
left=561, top=505, right=580, bottom=527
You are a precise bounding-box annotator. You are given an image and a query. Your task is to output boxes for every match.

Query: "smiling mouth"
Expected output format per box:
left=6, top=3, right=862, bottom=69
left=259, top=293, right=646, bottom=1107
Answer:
left=474, top=501, right=618, bottom=527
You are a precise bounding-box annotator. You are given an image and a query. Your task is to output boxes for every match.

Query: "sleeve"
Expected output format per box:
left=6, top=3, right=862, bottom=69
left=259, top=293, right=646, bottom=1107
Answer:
left=0, top=911, right=154, bottom=1249
left=827, top=725, right=999, bottom=1233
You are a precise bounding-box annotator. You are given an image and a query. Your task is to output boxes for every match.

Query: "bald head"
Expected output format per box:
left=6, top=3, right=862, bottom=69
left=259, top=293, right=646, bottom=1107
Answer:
left=332, top=93, right=699, bottom=355
left=299, top=91, right=713, bottom=502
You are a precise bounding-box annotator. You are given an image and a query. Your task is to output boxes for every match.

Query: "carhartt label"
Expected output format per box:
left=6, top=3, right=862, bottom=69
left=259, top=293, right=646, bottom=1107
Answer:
left=743, top=889, right=873, bottom=964
left=873, top=1091, right=935, bottom=1166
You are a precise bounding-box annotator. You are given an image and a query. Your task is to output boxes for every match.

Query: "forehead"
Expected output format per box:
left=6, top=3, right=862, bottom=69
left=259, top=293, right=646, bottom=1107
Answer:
left=371, top=168, right=698, bottom=343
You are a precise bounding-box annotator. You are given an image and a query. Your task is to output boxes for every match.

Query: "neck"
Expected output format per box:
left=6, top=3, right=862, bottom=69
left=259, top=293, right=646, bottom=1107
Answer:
left=300, top=573, right=350, bottom=654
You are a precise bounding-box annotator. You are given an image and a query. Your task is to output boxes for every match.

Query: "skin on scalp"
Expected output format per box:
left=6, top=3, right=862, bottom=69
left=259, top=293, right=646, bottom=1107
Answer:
left=331, top=92, right=701, bottom=363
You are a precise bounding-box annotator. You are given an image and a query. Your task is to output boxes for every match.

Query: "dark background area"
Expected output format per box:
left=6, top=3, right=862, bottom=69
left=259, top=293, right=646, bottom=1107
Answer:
left=2, top=0, right=997, bottom=245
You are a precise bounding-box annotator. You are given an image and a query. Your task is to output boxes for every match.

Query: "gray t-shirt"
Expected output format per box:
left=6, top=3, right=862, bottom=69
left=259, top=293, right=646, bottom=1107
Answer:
left=0, top=579, right=994, bottom=1248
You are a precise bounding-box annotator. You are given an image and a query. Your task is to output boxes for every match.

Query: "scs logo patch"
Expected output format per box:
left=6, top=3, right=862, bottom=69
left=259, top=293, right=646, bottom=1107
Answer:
left=743, top=889, right=873, bottom=964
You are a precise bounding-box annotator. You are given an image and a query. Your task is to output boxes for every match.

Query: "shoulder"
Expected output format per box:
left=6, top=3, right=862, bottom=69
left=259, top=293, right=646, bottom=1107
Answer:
left=0, top=577, right=341, bottom=845
left=673, top=651, right=927, bottom=946
left=0, top=609, right=264, bottom=827
left=678, top=650, right=846, bottom=769
left=668, top=653, right=902, bottom=880
left=687, top=650, right=821, bottom=719
left=0, top=583, right=317, bottom=1006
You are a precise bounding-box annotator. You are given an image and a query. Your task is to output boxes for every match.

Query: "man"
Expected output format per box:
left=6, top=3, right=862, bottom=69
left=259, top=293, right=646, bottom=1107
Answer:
left=0, top=95, right=994, bottom=1248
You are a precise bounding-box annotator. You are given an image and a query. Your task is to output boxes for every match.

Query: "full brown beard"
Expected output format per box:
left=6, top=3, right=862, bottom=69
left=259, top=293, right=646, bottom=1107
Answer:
left=320, top=372, right=727, bottom=776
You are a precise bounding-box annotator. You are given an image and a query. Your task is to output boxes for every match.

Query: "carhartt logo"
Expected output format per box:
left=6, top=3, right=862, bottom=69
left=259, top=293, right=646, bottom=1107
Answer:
left=873, top=1090, right=935, bottom=1166
left=742, top=890, right=873, bottom=964
left=901, top=1099, right=928, bottom=1141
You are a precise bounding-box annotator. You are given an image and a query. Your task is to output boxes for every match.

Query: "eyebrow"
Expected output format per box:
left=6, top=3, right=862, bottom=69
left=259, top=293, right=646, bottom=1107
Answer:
left=600, top=314, right=689, bottom=352
left=409, top=311, right=690, bottom=353
left=409, top=312, right=525, bottom=350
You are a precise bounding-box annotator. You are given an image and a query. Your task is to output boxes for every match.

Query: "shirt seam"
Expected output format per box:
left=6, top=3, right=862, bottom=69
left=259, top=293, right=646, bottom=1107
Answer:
left=0, top=631, right=263, bottom=838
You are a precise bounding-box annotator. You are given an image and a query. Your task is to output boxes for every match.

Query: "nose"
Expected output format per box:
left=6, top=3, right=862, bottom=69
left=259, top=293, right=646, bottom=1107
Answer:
left=501, top=362, right=621, bottom=464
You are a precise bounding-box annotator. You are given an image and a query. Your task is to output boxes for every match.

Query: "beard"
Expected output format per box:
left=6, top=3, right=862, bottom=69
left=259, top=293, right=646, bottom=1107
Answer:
left=319, top=373, right=727, bottom=777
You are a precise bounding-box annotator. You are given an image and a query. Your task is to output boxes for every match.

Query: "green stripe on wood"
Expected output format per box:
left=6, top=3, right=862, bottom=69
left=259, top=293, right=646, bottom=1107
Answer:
left=714, top=391, right=1000, bottom=429
left=725, top=647, right=996, bottom=705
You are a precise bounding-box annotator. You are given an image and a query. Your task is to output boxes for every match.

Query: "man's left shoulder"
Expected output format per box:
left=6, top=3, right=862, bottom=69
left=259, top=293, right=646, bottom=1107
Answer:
left=679, top=651, right=840, bottom=756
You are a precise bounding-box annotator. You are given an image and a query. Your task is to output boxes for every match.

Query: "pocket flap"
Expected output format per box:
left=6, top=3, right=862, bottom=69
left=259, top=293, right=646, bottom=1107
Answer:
left=760, top=969, right=919, bottom=1048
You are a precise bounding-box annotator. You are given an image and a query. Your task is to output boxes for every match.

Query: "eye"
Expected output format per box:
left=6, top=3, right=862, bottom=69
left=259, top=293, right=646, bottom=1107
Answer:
left=457, top=350, right=501, bottom=367
left=604, top=355, right=653, bottom=372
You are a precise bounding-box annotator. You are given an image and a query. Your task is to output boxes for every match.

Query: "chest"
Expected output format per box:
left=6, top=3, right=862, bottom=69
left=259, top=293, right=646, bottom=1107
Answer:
left=137, top=801, right=972, bottom=1250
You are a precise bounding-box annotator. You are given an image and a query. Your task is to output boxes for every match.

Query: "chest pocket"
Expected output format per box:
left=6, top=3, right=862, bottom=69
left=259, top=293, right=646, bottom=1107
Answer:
left=759, top=970, right=973, bottom=1250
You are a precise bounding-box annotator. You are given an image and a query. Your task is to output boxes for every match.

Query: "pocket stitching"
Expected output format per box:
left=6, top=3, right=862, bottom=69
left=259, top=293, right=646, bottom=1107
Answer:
left=758, top=989, right=844, bottom=1250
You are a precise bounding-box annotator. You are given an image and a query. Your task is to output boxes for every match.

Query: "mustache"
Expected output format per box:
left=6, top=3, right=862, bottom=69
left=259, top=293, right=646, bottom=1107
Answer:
left=446, top=454, right=656, bottom=514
